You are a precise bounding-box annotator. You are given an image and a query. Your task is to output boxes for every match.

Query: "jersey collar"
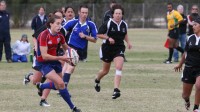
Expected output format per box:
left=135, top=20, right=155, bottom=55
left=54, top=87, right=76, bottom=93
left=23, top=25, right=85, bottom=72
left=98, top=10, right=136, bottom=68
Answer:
left=48, top=29, right=58, bottom=36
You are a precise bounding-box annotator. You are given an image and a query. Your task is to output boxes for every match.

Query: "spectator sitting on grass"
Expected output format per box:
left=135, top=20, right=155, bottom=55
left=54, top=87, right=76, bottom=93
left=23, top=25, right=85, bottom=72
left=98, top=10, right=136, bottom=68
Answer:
left=12, top=34, right=31, bottom=62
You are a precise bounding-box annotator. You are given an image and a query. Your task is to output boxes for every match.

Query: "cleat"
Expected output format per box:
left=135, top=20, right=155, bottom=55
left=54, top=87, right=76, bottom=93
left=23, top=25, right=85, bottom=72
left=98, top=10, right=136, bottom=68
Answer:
left=185, top=101, right=190, bottom=110
left=72, top=107, right=82, bottom=112
left=23, top=72, right=33, bottom=85
left=94, top=79, right=100, bottom=92
left=112, top=88, right=121, bottom=99
left=163, top=60, right=172, bottom=64
left=40, top=100, right=50, bottom=107
left=36, top=83, right=43, bottom=96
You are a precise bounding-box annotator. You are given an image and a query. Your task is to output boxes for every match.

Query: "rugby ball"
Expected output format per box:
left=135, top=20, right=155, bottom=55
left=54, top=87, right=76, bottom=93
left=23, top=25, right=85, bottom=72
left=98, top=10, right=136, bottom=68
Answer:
left=66, top=48, right=79, bottom=66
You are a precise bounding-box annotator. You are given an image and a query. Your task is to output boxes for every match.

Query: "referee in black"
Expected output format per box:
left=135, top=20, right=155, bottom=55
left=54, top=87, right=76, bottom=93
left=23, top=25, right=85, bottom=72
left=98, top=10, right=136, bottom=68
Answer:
left=95, top=4, right=132, bottom=99
left=175, top=17, right=200, bottom=111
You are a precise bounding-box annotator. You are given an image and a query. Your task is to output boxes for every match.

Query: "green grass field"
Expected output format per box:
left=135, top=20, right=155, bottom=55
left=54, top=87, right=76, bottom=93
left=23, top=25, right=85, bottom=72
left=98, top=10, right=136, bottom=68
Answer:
left=0, top=29, right=191, bottom=112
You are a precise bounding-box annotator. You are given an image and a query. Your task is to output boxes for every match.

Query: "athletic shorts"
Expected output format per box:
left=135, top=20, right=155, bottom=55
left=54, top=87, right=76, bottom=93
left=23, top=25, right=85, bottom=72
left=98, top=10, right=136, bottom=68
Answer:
left=181, top=66, right=200, bottom=84
left=99, top=44, right=125, bottom=63
left=36, top=61, right=62, bottom=77
left=168, top=28, right=179, bottom=39
left=68, top=44, right=85, bottom=60
left=32, top=56, right=41, bottom=71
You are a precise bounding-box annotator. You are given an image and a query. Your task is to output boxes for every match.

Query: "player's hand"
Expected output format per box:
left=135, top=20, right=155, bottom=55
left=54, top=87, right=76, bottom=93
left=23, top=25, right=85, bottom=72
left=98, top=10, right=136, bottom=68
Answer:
left=79, top=32, right=86, bottom=39
left=127, top=43, right=132, bottom=49
left=174, top=64, right=182, bottom=72
left=60, top=55, right=71, bottom=63
left=170, top=24, right=175, bottom=28
left=108, top=37, right=115, bottom=44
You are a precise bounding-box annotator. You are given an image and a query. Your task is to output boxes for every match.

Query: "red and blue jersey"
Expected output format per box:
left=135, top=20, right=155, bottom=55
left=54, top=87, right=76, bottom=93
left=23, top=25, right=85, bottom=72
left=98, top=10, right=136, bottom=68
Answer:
left=37, top=29, right=65, bottom=62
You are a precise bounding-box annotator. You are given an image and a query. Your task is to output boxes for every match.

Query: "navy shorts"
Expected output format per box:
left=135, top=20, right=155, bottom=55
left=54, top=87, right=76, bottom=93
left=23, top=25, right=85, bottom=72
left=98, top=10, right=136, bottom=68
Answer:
left=182, top=66, right=200, bottom=84
left=99, top=44, right=125, bottom=63
left=168, top=28, right=179, bottom=39
left=32, top=56, right=41, bottom=71
left=36, top=61, right=62, bottom=77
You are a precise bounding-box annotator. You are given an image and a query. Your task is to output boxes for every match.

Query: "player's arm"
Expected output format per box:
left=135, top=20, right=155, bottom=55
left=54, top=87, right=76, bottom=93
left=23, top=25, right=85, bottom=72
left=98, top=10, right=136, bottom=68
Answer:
left=40, top=46, right=66, bottom=61
left=79, top=22, right=98, bottom=43
left=97, top=22, right=109, bottom=40
left=124, top=34, right=132, bottom=49
left=175, top=11, right=184, bottom=25
left=39, top=33, right=68, bottom=62
left=174, top=52, right=186, bottom=72
left=187, top=15, right=193, bottom=25
left=33, top=37, right=37, bottom=52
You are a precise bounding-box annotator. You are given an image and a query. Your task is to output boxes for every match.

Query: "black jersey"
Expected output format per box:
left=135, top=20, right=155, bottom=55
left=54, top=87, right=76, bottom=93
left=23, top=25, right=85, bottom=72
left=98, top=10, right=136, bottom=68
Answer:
left=32, top=25, right=47, bottom=39
left=185, top=34, right=200, bottom=67
left=98, top=18, right=128, bottom=46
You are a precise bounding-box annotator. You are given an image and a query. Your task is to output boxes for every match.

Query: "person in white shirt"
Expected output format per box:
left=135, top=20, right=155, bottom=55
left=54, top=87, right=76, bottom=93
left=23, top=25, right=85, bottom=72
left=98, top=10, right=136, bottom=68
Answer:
left=12, top=34, right=31, bottom=62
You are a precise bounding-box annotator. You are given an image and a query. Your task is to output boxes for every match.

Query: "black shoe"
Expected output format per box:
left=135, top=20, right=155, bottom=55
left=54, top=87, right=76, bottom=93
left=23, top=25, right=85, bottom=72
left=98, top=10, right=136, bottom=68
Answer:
left=112, top=88, right=121, bottom=99
left=23, top=72, right=33, bottom=85
left=72, top=107, right=82, bottom=112
left=40, top=99, right=50, bottom=107
left=36, top=83, right=43, bottom=96
left=94, top=79, right=100, bottom=92
left=163, top=60, right=172, bottom=64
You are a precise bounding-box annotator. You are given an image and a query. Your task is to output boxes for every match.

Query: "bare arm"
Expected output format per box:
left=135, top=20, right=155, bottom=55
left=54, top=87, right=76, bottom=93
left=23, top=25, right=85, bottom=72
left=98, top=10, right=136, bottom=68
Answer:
left=33, top=37, right=37, bottom=51
left=124, top=34, right=132, bottom=49
left=79, top=32, right=97, bottom=43
left=40, top=46, right=68, bottom=62
left=174, top=52, right=186, bottom=72
left=187, top=15, right=193, bottom=25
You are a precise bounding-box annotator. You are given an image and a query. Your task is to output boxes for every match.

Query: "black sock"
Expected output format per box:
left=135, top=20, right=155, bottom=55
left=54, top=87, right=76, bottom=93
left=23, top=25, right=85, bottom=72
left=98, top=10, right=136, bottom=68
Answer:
left=176, top=46, right=184, bottom=54
left=193, top=104, right=199, bottom=110
left=168, top=48, right=173, bottom=61
left=41, top=99, right=45, bottom=102
left=114, top=88, right=120, bottom=92
left=185, top=99, right=189, bottom=103
left=41, top=77, right=46, bottom=83
left=95, top=79, right=100, bottom=83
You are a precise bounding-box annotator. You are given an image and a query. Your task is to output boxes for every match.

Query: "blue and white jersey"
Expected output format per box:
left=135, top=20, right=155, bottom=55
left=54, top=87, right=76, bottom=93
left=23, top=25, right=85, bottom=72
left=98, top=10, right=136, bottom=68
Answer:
left=63, top=19, right=98, bottom=49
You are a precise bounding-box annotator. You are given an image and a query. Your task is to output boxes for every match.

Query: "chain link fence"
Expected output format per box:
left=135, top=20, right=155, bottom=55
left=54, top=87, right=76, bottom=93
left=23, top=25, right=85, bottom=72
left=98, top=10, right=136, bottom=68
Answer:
left=6, top=3, right=200, bottom=28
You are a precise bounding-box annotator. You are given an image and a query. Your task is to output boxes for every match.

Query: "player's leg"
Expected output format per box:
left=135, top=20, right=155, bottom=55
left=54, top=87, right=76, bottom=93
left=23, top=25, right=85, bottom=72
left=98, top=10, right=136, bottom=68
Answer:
left=194, top=76, right=200, bottom=111
left=95, top=61, right=111, bottom=92
left=39, top=78, right=51, bottom=107
left=63, top=62, right=75, bottom=87
left=37, top=70, right=81, bottom=111
left=182, top=67, right=194, bottom=110
left=166, top=37, right=175, bottom=63
left=112, top=56, right=124, bottom=99
left=182, top=82, right=193, bottom=110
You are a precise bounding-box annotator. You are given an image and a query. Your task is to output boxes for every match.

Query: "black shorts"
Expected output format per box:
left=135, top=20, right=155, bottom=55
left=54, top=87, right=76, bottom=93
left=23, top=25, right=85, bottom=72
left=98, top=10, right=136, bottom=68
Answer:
left=100, top=44, right=125, bottom=63
left=68, top=44, right=85, bottom=60
left=182, top=66, right=200, bottom=84
left=168, top=28, right=179, bottom=39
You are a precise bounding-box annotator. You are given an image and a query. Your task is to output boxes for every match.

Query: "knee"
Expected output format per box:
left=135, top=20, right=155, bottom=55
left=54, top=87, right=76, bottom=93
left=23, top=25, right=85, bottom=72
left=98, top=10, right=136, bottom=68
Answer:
left=56, top=81, right=65, bottom=89
left=182, top=93, right=189, bottom=100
